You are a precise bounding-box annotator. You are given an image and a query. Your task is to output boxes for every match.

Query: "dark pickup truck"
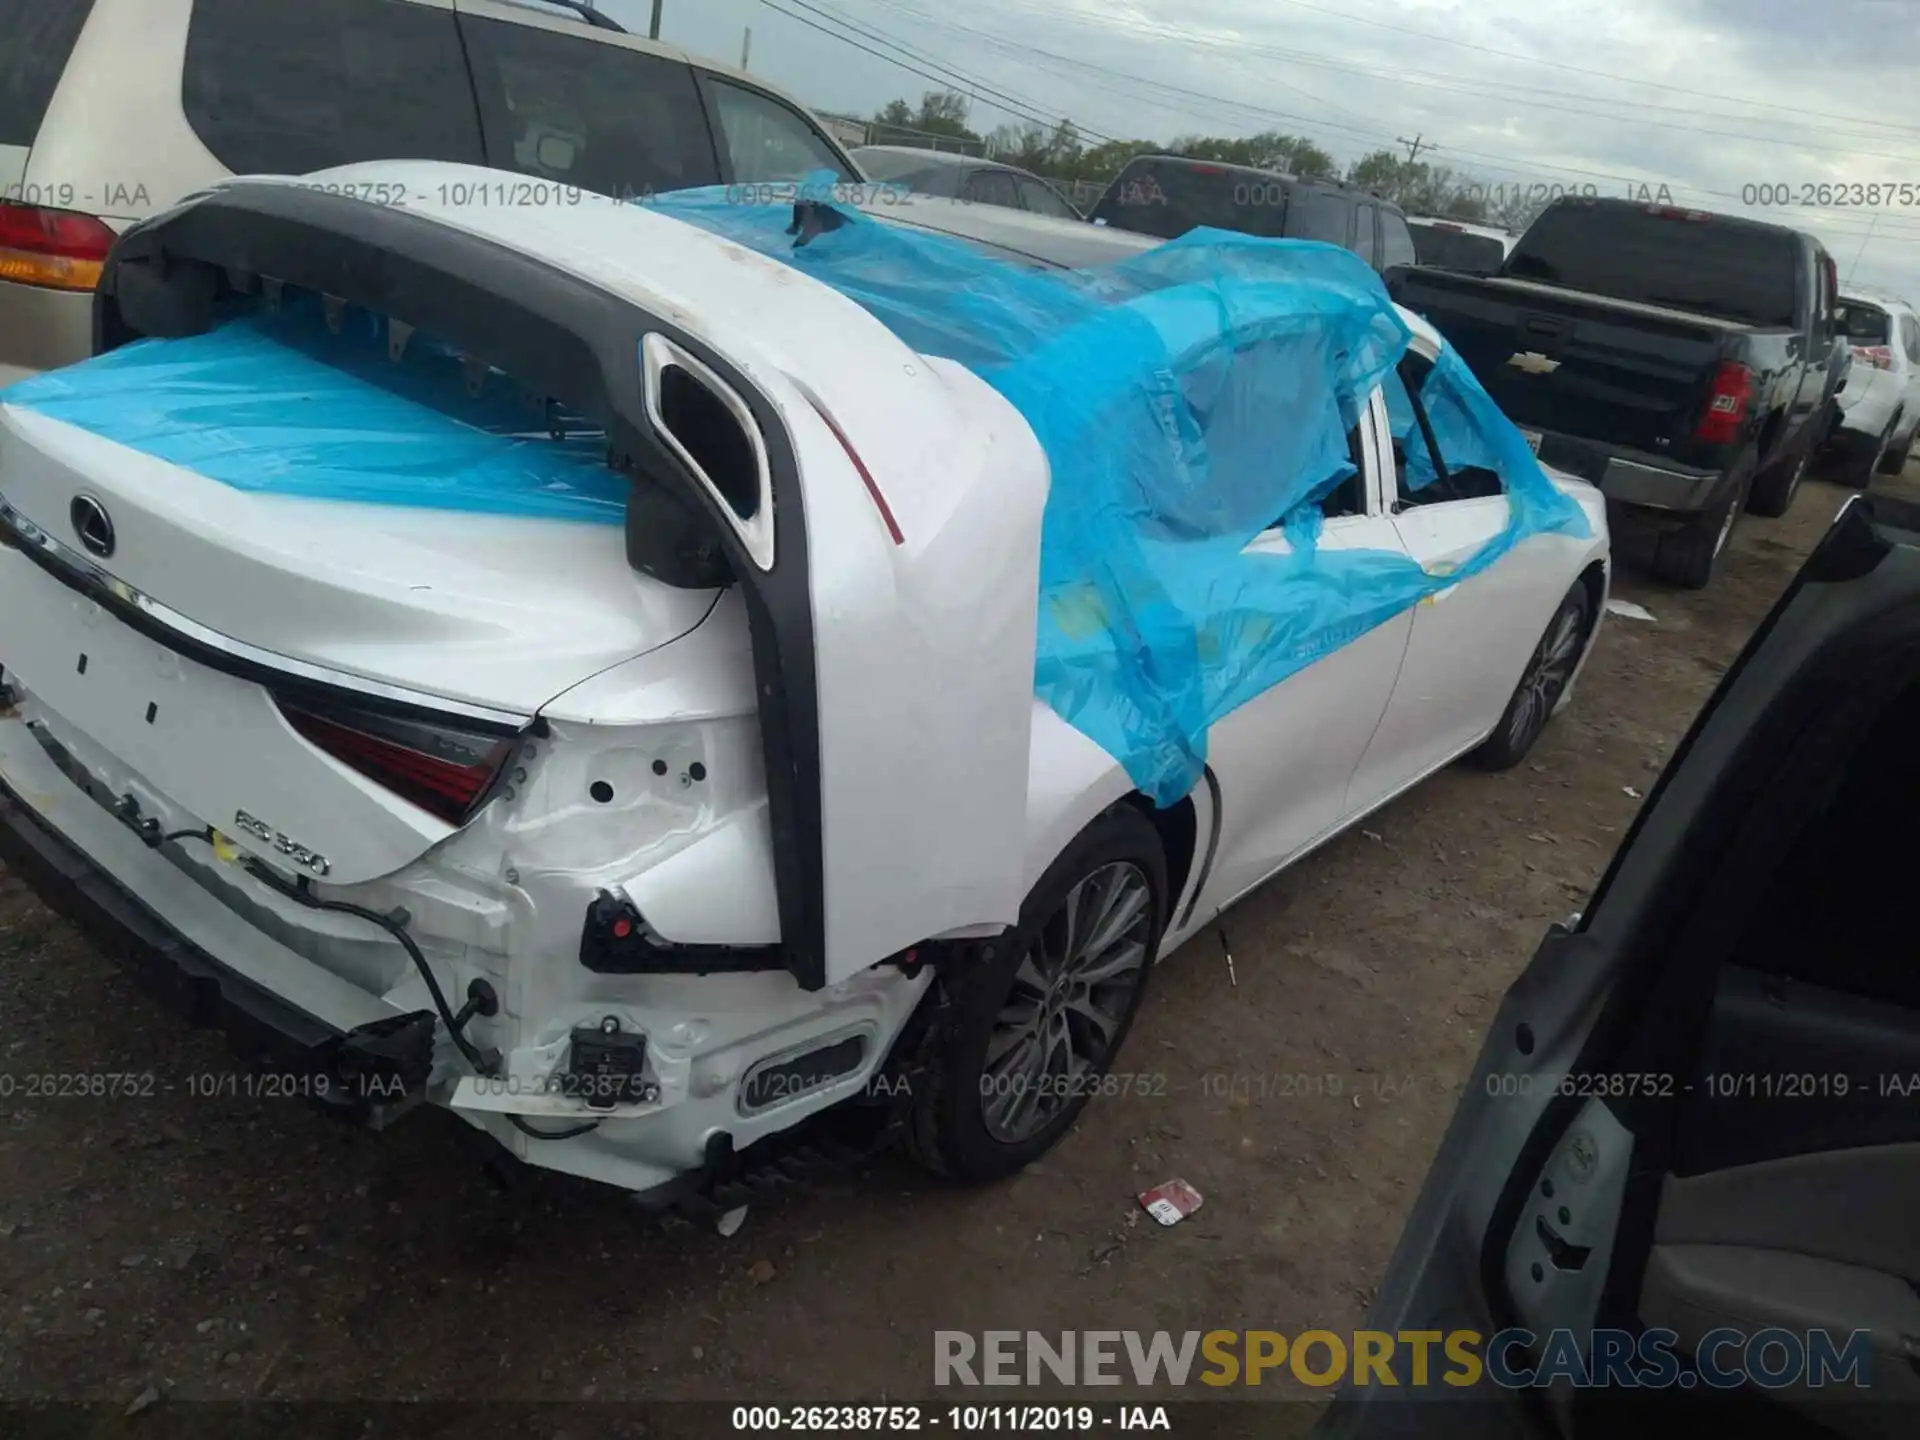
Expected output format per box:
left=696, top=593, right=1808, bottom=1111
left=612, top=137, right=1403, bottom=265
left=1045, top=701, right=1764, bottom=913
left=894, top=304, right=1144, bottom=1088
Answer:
left=1387, top=197, right=1848, bottom=587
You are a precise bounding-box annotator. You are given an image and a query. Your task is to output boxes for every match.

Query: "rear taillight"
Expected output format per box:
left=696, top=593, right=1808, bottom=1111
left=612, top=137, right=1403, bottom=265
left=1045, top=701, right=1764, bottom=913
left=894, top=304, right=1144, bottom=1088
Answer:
left=1857, top=345, right=1895, bottom=370
left=275, top=697, right=514, bottom=826
left=1695, top=360, right=1754, bottom=444
left=802, top=392, right=904, bottom=545
left=0, top=202, right=115, bottom=291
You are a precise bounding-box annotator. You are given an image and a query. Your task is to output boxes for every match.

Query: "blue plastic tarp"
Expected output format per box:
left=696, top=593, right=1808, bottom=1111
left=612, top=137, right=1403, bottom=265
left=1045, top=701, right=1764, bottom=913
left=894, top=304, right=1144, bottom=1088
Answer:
left=0, top=181, right=1587, bottom=807
left=0, top=298, right=626, bottom=524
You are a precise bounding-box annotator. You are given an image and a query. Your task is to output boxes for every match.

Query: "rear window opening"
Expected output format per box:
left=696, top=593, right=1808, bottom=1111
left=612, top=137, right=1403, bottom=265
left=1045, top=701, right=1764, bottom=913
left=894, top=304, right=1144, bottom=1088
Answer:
left=1505, top=203, right=1799, bottom=328
left=1837, top=302, right=1891, bottom=345
left=23, top=276, right=629, bottom=526
left=1409, top=224, right=1507, bottom=275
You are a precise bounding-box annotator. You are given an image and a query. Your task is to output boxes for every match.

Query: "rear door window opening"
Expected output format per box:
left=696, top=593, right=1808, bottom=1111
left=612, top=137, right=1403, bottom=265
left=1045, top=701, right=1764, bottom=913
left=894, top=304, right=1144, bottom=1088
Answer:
left=181, top=0, right=486, bottom=175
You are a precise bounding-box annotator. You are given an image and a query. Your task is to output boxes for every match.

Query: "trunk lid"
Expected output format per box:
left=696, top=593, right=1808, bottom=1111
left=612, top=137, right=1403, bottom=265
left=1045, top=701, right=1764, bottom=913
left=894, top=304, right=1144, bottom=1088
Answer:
left=0, top=398, right=716, bottom=887
left=0, top=403, right=718, bottom=718
left=1391, top=267, right=1749, bottom=455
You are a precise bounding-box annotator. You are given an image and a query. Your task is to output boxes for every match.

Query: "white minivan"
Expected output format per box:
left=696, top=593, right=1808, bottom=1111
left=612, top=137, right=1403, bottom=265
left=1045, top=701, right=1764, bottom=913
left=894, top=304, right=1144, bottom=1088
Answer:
left=0, top=0, right=862, bottom=385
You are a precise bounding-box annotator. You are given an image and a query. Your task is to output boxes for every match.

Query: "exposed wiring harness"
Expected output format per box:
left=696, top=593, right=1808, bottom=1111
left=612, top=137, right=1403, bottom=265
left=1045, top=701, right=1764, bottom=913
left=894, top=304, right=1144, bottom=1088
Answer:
left=130, top=807, right=599, bottom=1141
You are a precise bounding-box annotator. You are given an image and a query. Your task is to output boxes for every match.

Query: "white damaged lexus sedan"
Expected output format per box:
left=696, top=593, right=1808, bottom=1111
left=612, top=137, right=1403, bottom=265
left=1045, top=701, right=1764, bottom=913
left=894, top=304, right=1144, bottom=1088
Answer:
left=0, top=162, right=1610, bottom=1205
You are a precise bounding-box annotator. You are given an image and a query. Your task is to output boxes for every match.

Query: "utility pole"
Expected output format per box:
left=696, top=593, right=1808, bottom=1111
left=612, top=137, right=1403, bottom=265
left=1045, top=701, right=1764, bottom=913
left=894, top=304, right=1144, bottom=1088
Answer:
left=740, top=25, right=751, bottom=69
left=1847, top=210, right=1880, bottom=286
left=649, top=0, right=663, bottom=39
left=1398, top=133, right=1433, bottom=164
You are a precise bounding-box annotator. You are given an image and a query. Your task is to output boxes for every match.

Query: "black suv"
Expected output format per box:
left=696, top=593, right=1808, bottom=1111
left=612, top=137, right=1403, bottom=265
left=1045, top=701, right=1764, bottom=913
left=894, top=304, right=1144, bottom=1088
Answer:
left=1088, top=154, right=1417, bottom=272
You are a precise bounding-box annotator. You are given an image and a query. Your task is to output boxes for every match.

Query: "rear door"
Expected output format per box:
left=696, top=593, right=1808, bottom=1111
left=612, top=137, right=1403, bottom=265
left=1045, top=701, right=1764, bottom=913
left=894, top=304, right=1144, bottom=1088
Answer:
left=1195, top=407, right=1414, bottom=914
left=1320, top=493, right=1920, bottom=1439
left=1351, top=358, right=1570, bottom=801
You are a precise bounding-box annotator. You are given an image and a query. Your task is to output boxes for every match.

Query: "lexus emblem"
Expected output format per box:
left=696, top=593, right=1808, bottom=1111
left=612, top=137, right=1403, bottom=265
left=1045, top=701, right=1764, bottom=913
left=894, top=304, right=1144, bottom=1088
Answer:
left=70, top=494, right=115, bottom=558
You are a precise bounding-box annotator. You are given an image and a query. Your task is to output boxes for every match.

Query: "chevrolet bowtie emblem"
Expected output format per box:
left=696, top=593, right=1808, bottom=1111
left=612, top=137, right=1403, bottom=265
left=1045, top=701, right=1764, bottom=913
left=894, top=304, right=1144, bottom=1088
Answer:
left=1507, top=350, right=1561, bottom=375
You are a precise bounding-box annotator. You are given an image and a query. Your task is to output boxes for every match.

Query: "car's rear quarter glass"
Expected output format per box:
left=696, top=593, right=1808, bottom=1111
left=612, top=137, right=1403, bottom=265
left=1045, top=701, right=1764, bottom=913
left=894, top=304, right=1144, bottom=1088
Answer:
left=1507, top=205, right=1800, bottom=327
left=0, top=0, right=96, bottom=147
left=1378, top=207, right=1418, bottom=268
left=182, top=0, right=484, bottom=174
left=1411, top=226, right=1507, bottom=273
left=1286, top=187, right=1352, bottom=245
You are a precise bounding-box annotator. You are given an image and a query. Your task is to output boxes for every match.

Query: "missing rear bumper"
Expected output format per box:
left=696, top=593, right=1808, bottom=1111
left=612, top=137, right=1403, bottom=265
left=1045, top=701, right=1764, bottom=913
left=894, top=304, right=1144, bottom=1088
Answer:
left=0, top=765, right=434, bottom=1128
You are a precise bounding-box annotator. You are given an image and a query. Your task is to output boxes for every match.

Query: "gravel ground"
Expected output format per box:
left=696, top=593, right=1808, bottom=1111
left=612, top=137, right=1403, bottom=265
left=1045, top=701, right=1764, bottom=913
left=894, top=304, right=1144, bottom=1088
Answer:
left=0, top=466, right=1906, bottom=1426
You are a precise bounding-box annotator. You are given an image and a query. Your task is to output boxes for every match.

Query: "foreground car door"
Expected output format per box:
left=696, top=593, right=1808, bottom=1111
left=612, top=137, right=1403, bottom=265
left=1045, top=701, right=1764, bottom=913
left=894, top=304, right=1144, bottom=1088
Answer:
left=1320, top=493, right=1920, bottom=1440
left=1196, top=415, right=1414, bottom=913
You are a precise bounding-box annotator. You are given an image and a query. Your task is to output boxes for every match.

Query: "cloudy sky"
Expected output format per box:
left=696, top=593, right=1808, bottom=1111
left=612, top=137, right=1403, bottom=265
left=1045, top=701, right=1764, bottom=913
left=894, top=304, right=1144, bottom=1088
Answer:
left=601, top=0, right=1920, bottom=296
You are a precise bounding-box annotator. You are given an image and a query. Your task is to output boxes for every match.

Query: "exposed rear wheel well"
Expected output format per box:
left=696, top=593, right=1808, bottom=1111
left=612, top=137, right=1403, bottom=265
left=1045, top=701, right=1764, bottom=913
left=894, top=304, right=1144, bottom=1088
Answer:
left=1121, top=791, right=1196, bottom=921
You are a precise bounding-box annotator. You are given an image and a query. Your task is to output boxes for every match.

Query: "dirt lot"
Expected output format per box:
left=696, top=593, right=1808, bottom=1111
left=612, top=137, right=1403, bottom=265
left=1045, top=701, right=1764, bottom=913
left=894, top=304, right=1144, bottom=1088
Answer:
left=0, top=468, right=1908, bottom=1425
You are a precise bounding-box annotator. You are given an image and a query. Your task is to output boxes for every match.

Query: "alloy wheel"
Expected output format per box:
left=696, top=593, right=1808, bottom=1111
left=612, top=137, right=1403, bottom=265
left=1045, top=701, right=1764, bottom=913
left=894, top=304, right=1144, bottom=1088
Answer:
left=980, top=862, right=1153, bottom=1143
left=1507, top=598, right=1586, bottom=751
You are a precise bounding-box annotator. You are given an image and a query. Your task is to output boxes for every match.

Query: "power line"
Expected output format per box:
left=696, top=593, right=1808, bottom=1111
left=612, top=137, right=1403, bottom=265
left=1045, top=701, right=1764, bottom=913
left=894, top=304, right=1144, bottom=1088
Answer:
left=832, top=2, right=1920, bottom=252
left=1259, top=0, right=1920, bottom=139
left=848, top=0, right=1920, bottom=242
left=857, top=0, right=1920, bottom=163
left=753, top=0, right=1111, bottom=140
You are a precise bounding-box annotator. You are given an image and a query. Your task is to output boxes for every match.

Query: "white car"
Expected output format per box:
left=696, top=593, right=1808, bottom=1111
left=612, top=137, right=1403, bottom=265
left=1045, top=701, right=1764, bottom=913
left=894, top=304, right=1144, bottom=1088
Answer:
left=1828, top=289, right=1920, bottom=485
left=0, top=162, right=1610, bottom=1204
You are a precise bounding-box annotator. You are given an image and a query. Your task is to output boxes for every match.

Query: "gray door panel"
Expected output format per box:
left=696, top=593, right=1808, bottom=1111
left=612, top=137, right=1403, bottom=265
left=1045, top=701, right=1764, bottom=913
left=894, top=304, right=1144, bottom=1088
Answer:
left=1657, top=1143, right=1920, bottom=1279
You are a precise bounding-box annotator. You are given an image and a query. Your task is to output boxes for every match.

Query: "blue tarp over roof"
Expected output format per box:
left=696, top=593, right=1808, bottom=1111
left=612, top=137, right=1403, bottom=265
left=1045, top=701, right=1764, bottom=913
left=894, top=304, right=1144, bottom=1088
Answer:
left=0, top=181, right=1587, bottom=805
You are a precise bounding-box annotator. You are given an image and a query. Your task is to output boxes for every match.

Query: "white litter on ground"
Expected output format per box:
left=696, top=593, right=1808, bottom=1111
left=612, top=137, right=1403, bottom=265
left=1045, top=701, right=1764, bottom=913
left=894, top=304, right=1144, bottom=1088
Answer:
left=1606, top=599, right=1657, bottom=623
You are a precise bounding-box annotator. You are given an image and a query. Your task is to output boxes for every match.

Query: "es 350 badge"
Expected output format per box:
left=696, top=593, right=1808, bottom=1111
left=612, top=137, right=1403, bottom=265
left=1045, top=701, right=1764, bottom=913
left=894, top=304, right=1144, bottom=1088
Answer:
left=232, top=809, right=330, bottom=876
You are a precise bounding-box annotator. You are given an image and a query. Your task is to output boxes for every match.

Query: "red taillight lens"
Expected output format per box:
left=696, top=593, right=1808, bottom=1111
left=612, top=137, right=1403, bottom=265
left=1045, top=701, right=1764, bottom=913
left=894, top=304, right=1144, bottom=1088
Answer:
left=1857, top=345, right=1894, bottom=370
left=0, top=201, right=115, bottom=291
left=802, top=392, right=904, bottom=545
left=276, top=698, right=514, bottom=826
left=1695, top=361, right=1754, bottom=444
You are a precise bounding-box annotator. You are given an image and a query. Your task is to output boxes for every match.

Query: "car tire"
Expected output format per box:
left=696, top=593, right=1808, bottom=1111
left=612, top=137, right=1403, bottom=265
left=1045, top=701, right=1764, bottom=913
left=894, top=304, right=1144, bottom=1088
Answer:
left=902, top=804, right=1167, bottom=1183
left=1877, top=414, right=1912, bottom=476
left=1746, top=433, right=1810, bottom=518
left=1465, top=580, right=1594, bottom=771
left=1651, top=450, right=1754, bottom=589
left=1841, top=417, right=1896, bottom=488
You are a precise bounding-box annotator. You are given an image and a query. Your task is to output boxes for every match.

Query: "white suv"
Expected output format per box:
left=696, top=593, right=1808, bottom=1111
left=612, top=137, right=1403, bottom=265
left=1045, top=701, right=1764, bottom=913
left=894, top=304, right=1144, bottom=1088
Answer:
left=1829, top=289, right=1920, bottom=485
left=0, top=0, right=860, bottom=385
